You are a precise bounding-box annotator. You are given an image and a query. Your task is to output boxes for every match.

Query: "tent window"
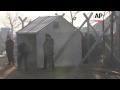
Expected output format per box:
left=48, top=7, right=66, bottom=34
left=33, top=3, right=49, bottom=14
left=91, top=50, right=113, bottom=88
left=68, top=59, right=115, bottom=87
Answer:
left=53, top=22, right=59, bottom=29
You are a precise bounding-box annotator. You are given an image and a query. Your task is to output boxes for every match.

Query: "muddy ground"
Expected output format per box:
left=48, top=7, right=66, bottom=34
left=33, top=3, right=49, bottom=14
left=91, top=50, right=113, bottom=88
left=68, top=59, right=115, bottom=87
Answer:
left=0, top=55, right=120, bottom=79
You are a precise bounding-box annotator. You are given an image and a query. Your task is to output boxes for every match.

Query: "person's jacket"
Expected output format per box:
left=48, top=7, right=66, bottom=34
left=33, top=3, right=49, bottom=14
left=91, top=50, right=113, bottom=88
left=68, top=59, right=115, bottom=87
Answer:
left=5, top=39, right=14, bottom=53
left=43, top=38, right=54, bottom=55
left=18, top=42, right=31, bottom=54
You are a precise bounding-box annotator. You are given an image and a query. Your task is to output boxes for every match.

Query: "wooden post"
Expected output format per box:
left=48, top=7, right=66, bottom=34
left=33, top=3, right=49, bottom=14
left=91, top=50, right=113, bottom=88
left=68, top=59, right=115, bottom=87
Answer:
left=87, top=18, right=90, bottom=62
left=78, top=13, right=93, bottom=30
left=118, top=12, right=120, bottom=57
left=102, top=11, right=105, bottom=60
left=18, top=16, right=27, bottom=28
left=116, top=11, right=120, bottom=57
left=83, top=13, right=98, bottom=38
left=110, top=11, right=114, bottom=62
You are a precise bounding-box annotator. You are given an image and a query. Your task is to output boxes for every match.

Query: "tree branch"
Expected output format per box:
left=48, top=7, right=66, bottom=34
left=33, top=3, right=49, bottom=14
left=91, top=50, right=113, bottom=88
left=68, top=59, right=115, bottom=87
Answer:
left=13, top=12, right=18, bottom=23
left=3, top=22, right=9, bottom=28
left=8, top=15, right=13, bottom=28
left=13, top=21, right=17, bottom=26
left=13, top=22, right=21, bottom=29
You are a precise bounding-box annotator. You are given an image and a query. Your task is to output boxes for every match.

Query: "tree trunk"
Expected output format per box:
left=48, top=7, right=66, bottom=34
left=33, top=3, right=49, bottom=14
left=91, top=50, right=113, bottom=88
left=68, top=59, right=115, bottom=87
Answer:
left=11, top=26, right=13, bottom=39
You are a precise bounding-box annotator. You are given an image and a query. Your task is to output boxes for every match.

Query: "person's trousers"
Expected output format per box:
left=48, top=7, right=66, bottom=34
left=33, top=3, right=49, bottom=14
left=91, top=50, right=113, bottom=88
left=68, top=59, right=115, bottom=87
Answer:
left=7, top=52, right=14, bottom=65
left=44, top=55, right=54, bottom=69
left=17, top=53, right=28, bottom=70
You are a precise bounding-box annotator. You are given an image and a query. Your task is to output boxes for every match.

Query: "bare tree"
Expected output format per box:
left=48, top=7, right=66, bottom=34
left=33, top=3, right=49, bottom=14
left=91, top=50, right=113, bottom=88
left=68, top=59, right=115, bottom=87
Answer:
left=2, top=11, right=30, bottom=38
left=2, top=11, right=22, bottom=38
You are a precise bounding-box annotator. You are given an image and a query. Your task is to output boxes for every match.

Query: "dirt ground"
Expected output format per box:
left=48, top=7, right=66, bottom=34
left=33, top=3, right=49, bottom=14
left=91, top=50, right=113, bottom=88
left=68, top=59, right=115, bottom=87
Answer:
left=1, top=55, right=120, bottom=79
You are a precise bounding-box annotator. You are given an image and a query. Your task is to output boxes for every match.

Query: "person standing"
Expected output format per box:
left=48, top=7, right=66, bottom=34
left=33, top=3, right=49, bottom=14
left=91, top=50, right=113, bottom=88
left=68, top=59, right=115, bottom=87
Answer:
left=43, top=34, right=54, bottom=70
left=17, top=42, right=31, bottom=71
left=5, top=36, right=15, bottom=66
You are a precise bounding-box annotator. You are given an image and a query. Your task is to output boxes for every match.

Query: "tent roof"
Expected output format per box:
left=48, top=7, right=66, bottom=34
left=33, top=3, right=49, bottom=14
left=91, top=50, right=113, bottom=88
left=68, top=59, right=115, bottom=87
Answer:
left=17, top=16, right=59, bottom=34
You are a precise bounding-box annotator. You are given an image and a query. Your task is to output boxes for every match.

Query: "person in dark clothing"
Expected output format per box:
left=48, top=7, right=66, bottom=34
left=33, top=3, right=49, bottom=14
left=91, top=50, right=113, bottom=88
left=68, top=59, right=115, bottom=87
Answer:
left=5, top=36, right=15, bottom=65
left=17, top=42, right=31, bottom=71
left=43, top=34, right=54, bottom=70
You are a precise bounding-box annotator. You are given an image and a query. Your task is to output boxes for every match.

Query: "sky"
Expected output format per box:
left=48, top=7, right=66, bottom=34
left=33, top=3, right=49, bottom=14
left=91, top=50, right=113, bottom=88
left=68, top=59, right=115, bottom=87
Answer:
left=0, top=11, right=89, bottom=27
left=0, top=11, right=110, bottom=33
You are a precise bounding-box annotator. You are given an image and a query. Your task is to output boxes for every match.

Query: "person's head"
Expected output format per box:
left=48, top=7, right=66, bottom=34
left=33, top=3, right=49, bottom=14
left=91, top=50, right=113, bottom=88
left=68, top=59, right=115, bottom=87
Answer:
left=45, top=34, right=51, bottom=40
left=6, top=36, right=11, bottom=40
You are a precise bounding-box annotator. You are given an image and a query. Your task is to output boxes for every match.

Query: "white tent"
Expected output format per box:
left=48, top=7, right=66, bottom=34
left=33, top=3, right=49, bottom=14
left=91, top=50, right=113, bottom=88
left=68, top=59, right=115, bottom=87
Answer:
left=16, top=16, right=82, bottom=68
